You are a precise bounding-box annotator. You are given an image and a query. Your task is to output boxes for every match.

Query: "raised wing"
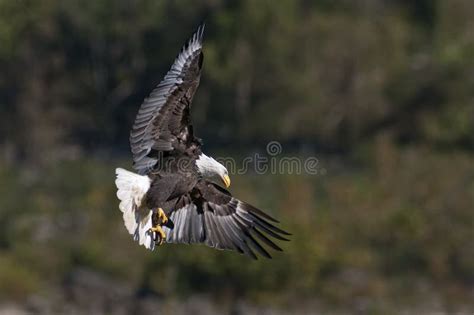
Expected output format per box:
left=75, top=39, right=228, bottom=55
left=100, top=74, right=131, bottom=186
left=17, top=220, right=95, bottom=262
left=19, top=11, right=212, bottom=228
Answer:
left=130, top=24, right=205, bottom=175
left=162, top=181, right=291, bottom=259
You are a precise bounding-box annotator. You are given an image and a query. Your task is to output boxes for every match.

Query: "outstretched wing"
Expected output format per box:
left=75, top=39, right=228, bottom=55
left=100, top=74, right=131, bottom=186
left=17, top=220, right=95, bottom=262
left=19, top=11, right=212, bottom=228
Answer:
left=162, top=181, right=291, bottom=259
left=130, top=24, right=205, bottom=175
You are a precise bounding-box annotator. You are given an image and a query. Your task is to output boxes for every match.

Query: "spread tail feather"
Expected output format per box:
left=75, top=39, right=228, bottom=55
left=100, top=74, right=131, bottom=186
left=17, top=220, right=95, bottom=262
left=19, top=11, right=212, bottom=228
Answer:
left=115, top=168, right=155, bottom=250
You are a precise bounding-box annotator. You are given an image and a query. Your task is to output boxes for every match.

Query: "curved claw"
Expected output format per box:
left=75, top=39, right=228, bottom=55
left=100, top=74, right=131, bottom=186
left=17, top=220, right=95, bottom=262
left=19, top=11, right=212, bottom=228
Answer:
left=148, top=208, right=169, bottom=246
left=150, top=225, right=166, bottom=246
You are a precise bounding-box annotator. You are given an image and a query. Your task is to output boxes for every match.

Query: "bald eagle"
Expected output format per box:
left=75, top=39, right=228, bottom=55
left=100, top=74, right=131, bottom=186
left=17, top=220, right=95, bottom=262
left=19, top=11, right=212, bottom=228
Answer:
left=115, top=24, right=290, bottom=259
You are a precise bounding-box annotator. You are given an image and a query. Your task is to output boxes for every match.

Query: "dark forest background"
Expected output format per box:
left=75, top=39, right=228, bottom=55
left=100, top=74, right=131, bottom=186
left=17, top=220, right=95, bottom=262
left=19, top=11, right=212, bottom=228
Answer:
left=0, top=1, right=473, bottom=314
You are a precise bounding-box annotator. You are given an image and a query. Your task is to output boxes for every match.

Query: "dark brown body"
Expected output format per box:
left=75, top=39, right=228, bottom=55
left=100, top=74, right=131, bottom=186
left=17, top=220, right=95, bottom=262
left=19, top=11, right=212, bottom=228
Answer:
left=144, top=153, right=199, bottom=215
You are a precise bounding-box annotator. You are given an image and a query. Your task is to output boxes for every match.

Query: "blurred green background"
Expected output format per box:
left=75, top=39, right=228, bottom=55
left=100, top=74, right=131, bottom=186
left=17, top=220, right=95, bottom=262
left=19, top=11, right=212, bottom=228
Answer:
left=0, top=0, right=473, bottom=314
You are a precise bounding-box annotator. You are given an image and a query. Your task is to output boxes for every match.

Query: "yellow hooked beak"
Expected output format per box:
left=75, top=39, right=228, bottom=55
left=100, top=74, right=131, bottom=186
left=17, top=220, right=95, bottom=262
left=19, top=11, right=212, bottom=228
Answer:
left=222, top=174, right=231, bottom=188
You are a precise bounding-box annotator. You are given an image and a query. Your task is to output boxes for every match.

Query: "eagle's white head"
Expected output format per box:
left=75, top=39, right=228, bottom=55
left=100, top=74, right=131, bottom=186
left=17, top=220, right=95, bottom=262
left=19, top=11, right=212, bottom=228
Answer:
left=196, top=153, right=231, bottom=188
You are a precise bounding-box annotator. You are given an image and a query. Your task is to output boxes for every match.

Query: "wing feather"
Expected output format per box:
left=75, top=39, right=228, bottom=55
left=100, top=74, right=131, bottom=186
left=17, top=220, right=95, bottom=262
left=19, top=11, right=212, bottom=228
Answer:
left=130, top=24, right=205, bottom=174
left=164, top=181, right=290, bottom=259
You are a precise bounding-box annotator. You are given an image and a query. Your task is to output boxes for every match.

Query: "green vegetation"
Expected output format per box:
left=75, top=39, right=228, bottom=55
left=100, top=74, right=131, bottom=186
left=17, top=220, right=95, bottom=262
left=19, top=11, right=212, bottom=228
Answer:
left=0, top=0, right=473, bottom=313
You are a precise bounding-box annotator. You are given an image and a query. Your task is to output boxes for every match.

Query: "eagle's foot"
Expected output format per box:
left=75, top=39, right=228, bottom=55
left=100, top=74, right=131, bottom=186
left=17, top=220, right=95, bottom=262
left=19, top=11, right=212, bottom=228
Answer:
left=157, top=207, right=168, bottom=225
left=150, top=225, right=166, bottom=246
left=149, top=208, right=168, bottom=246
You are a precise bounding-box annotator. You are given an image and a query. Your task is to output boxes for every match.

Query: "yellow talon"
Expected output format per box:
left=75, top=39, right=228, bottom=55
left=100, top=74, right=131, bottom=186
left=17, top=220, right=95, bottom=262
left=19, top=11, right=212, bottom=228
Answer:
left=157, top=207, right=168, bottom=225
left=149, top=208, right=168, bottom=245
left=150, top=225, right=166, bottom=245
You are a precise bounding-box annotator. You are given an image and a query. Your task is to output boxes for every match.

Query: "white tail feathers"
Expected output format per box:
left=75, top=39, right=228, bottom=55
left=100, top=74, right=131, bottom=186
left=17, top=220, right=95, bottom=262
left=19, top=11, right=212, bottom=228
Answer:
left=115, top=168, right=155, bottom=250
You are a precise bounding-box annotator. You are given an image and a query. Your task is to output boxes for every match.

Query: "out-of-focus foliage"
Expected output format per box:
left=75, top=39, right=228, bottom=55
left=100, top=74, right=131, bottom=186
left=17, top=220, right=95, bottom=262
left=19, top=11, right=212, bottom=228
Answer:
left=0, top=0, right=473, bottom=313
left=1, top=0, right=473, bottom=160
